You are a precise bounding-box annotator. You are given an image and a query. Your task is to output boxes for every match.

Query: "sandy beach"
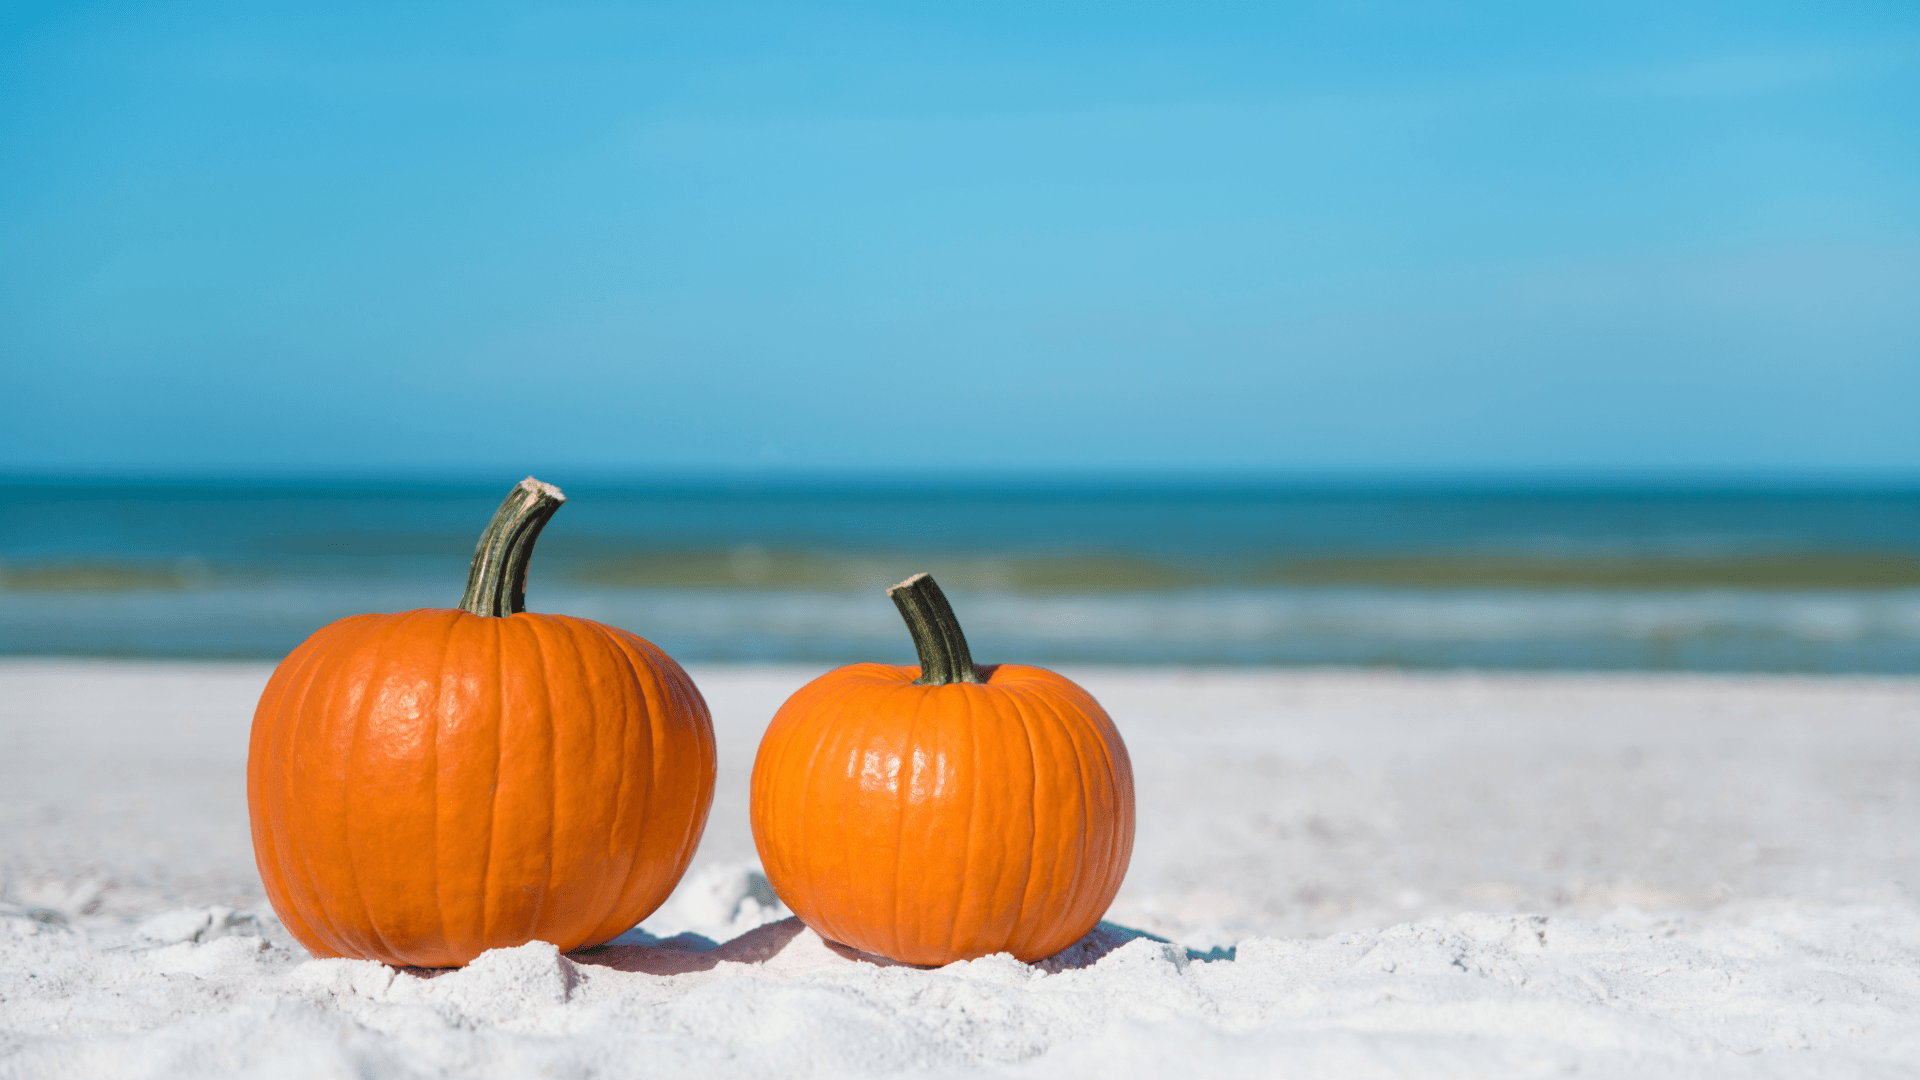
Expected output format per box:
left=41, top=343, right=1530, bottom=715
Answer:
left=3, top=659, right=1917, bottom=1077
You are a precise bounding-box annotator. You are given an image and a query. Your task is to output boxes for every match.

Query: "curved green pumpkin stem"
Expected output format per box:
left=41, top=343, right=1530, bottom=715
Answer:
left=887, top=572, right=984, bottom=685
left=459, top=477, right=567, bottom=617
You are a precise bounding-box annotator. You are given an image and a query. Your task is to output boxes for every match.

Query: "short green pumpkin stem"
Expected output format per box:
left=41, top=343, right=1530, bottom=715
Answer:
left=460, top=478, right=566, bottom=617
left=887, top=572, right=984, bottom=685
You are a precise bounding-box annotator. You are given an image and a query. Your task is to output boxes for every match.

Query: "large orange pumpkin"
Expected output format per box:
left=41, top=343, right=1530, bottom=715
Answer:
left=247, top=478, right=715, bottom=968
left=750, top=573, right=1134, bottom=966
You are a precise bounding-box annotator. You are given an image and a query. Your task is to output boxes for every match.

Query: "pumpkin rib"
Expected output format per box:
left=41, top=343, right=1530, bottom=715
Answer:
left=389, top=609, right=457, bottom=963
left=341, top=626, right=398, bottom=963
left=597, top=624, right=661, bottom=945
left=478, top=617, right=505, bottom=950
left=888, top=683, right=926, bottom=961
left=598, top=622, right=635, bottom=939
left=1011, top=683, right=1046, bottom=955
left=1100, top=709, right=1136, bottom=925
left=1075, top=696, right=1121, bottom=942
left=464, top=613, right=506, bottom=957
left=889, top=676, right=932, bottom=957
left=1001, top=679, right=1059, bottom=957
left=573, top=620, right=631, bottom=946
left=825, top=675, right=901, bottom=951
left=949, top=684, right=983, bottom=961
left=423, top=616, right=447, bottom=952
left=1059, top=676, right=1130, bottom=952
left=429, top=614, right=467, bottom=956
left=969, top=684, right=1015, bottom=961
left=787, top=688, right=838, bottom=942
left=251, top=633, right=307, bottom=948
left=254, top=623, right=344, bottom=957
left=1043, top=682, right=1103, bottom=952
left=270, top=628, right=333, bottom=953
left=799, top=680, right=856, bottom=948
left=566, top=620, right=616, bottom=946
left=1031, top=680, right=1094, bottom=954
left=606, top=623, right=664, bottom=943
left=639, top=632, right=694, bottom=884
left=1095, top=700, right=1134, bottom=935
left=529, top=619, right=559, bottom=942
left=295, top=616, right=389, bottom=958
left=524, top=620, right=562, bottom=947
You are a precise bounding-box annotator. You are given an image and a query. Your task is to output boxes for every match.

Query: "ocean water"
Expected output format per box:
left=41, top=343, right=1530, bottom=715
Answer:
left=2, top=476, right=1918, bottom=672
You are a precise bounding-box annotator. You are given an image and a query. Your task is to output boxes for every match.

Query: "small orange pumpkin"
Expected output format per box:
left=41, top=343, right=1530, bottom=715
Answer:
left=750, top=573, right=1135, bottom=966
left=247, top=478, right=715, bottom=967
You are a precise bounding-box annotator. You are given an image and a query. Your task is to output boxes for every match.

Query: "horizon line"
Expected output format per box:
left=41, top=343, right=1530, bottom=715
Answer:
left=4, top=465, right=1919, bottom=495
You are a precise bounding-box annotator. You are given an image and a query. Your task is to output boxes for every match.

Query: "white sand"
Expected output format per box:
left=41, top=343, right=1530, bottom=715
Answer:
left=3, top=660, right=1918, bottom=1078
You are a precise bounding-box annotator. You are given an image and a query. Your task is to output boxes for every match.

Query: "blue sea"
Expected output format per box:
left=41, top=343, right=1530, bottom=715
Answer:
left=3, top=475, right=1918, bottom=672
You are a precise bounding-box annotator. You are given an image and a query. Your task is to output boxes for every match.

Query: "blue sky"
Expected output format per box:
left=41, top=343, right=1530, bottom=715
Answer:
left=3, top=1, right=1917, bottom=476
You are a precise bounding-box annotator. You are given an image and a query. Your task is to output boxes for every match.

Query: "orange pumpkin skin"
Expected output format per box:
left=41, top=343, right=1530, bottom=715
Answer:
left=750, top=662, right=1134, bottom=966
left=248, top=607, right=714, bottom=968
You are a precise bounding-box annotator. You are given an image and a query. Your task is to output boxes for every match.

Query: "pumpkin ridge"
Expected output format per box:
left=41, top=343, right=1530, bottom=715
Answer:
left=1013, top=672, right=1075, bottom=949
left=949, top=683, right=984, bottom=961
left=426, top=612, right=451, bottom=953
left=797, top=678, right=858, bottom=948
left=564, top=619, right=614, bottom=943
left=995, top=680, right=1051, bottom=957
left=639, top=630, right=690, bottom=936
left=599, top=620, right=678, bottom=946
left=437, top=611, right=484, bottom=957
left=827, top=675, right=904, bottom=950
left=787, top=685, right=840, bottom=939
left=889, top=683, right=932, bottom=961
left=392, top=608, right=460, bottom=963
left=300, top=620, right=364, bottom=958
left=1031, top=682, right=1097, bottom=955
left=1074, top=677, right=1134, bottom=951
left=300, top=614, right=397, bottom=958
left=272, top=626, right=337, bottom=954
left=598, top=622, right=633, bottom=939
left=478, top=615, right=505, bottom=950
left=887, top=676, right=932, bottom=955
left=1092, top=689, right=1135, bottom=925
left=973, top=684, right=1016, bottom=960
left=341, top=619, right=404, bottom=963
left=1055, top=676, right=1129, bottom=955
left=527, top=617, right=559, bottom=942
left=611, top=623, right=665, bottom=941
left=578, top=619, right=639, bottom=945
left=255, top=619, right=357, bottom=956
left=640, top=635, right=690, bottom=893
left=1096, top=700, right=1135, bottom=932
left=1005, top=685, right=1044, bottom=958
left=253, top=629, right=311, bottom=949
left=1074, top=693, right=1118, bottom=944
left=568, top=614, right=629, bottom=941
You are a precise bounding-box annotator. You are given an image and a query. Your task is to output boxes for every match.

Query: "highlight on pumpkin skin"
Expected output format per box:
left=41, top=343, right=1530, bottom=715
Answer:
left=749, top=572, right=1136, bottom=968
left=246, top=476, right=716, bottom=968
